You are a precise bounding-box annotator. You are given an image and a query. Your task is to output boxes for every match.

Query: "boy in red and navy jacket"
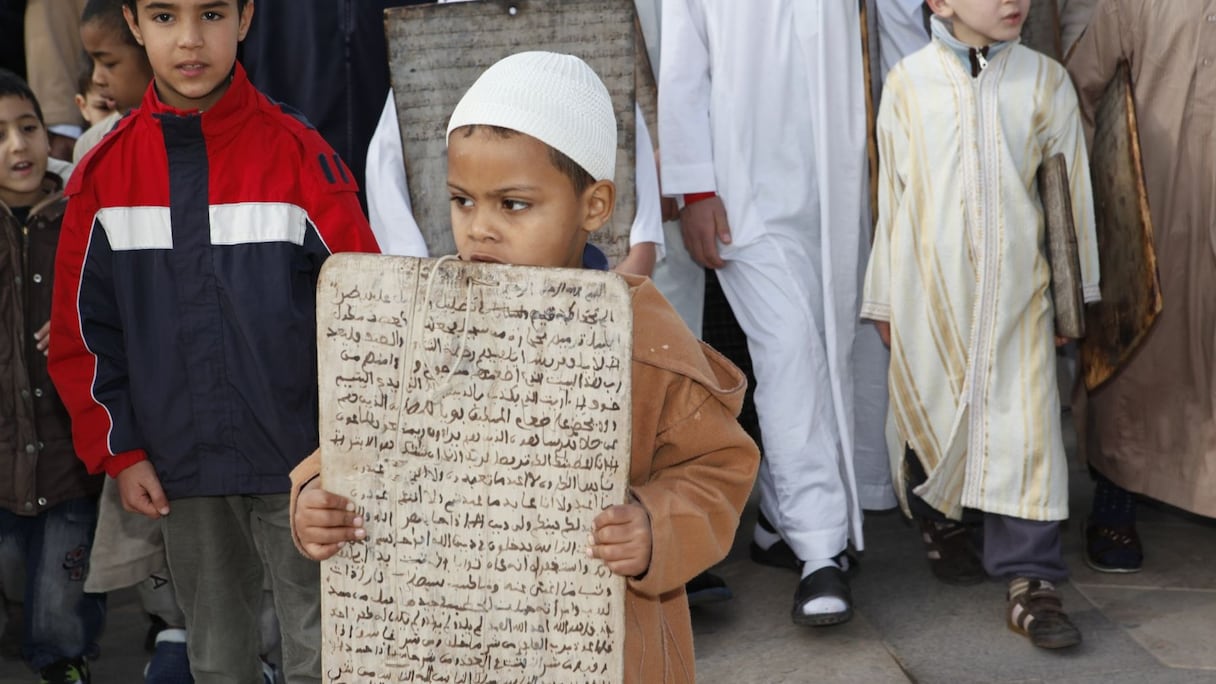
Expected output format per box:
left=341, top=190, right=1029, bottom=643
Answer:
left=47, top=1, right=379, bottom=680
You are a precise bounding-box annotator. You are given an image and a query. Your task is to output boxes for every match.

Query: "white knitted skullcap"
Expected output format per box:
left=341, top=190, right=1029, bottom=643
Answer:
left=447, top=51, right=618, bottom=182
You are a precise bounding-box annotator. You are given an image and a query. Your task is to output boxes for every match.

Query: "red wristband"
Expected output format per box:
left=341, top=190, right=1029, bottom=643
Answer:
left=683, top=191, right=717, bottom=206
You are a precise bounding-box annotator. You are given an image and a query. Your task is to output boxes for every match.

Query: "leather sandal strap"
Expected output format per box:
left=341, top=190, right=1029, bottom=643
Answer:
left=1010, top=584, right=1064, bottom=631
left=796, top=565, right=852, bottom=607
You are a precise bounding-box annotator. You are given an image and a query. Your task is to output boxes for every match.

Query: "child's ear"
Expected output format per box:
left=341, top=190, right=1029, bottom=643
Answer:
left=924, top=0, right=954, bottom=18
left=237, top=1, right=255, bottom=42
left=123, top=5, right=145, bottom=46
left=74, top=94, right=88, bottom=115
left=581, top=180, right=616, bottom=235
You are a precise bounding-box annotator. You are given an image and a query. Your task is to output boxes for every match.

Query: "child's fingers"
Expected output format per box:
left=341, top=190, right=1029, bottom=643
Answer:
left=588, top=542, right=647, bottom=577
left=590, top=523, right=638, bottom=546
left=602, top=557, right=646, bottom=577
left=298, top=506, right=363, bottom=531
left=302, top=541, right=346, bottom=561
left=122, top=490, right=163, bottom=520
left=300, top=522, right=363, bottom=547
left=588, top=540, right=637, bottom=563
left=592, top=504, right=639, bottom=529
left=35, top=321, right=51, bottom=354
left=298, top=487, right=355, bottom=513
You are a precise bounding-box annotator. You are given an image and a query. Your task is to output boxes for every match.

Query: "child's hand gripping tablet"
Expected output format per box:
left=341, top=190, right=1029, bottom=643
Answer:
left=588, top=502, right=653, bottom=578
left=295, top=479, right=366, bottom=561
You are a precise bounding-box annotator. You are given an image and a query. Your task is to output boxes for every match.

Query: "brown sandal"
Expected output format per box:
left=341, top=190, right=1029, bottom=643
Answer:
left=1006, top=578, right=1081, bottom=649
left=919, top=517, right=986, bottom=585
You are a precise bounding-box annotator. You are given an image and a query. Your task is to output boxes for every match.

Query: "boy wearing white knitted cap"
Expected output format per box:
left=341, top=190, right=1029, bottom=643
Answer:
left=289, top=52, right=759, bottom=682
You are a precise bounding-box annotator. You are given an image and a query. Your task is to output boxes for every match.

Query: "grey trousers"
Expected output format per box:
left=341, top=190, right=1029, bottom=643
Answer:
left=162, top=495, right=319, bottom=684
left=905, top=448, right=1069, bottom=582
left=980, top=513, right=1068, bottom=583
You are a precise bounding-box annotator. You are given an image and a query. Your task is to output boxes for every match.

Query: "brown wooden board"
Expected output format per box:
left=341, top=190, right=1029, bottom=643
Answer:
left=861, top=0, right=879, bottom=236
left=1021, top=0, right=1062, bottom=60
left=317, top=254, right=632, bottom=682
left=1080, top=62, right=1161, bottom=390
left=385, top=0, right=639, bottom=265
left=1038, top=153, right=1085, bottom=339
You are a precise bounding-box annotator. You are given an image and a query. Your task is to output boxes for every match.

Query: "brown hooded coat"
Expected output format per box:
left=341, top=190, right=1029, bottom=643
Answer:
left=289, top=274, right=759, bottom=682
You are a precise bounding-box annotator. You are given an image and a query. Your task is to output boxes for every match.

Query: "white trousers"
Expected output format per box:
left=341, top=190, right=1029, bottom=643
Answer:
left=717, top=234, right=851, bottom=561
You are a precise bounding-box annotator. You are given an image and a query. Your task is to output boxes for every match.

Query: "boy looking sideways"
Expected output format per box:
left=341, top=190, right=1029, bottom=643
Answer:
left=291, top=52, right=759, bottom=683
left=74, top=0, right=153, bottom=163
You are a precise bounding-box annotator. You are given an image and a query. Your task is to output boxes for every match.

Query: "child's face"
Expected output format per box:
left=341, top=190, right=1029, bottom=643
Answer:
left=75, top=85, right=117, bottom=126
left=448, top=127, right=614, bottom=269
left=931, top=0, right=1030, bottom=46
left=81, top=20, right=154, bottom=113
left=123, top=0, right=254, bottom=112
left=0, top=95, right=50, bottom=209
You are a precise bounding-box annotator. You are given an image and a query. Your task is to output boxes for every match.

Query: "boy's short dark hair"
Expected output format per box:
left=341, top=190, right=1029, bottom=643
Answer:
left=120, top=0, right=248, bottom=19
left=82, top=0, right=140, bottom=47
left=76, top=61, right=97, bottom=97
left=0, top=68, right=44, bottom=124
left=459, top=124, right=596, bottom=196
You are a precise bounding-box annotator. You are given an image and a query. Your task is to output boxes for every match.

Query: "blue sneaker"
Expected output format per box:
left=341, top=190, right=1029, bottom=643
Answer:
left=144, top=629, right=192, bottom=684
left=261, top=659, right=278, bottom=684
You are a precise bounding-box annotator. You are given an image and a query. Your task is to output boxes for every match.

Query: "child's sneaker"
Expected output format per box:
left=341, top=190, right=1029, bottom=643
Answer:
left=1006, top=577, right=1081, bottom=649
left=144, top=628, right=192, bottom=683
left=38, top=657, right=90, bottom=684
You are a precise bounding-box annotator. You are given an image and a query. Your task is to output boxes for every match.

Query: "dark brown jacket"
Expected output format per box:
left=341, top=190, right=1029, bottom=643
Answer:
left=1, top=172, right=102, bottom=515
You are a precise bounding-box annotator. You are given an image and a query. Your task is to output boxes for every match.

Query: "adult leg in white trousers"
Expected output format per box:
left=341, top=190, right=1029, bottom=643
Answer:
left=716, top=233, right=850, bottom=565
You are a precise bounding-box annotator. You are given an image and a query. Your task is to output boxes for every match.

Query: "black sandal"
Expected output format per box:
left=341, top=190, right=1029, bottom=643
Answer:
left=749, top=513, right=802, bottom=572
left=791, top=554, right=855, bottom=627
left=919, top=517, right=986, bottom=585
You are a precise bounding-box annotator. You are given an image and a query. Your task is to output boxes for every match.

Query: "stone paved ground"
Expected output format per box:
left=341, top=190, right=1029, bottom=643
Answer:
left=4, top=439, right=1214, bottom=683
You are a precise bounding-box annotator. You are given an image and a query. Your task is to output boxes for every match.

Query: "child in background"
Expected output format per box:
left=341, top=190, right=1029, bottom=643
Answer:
left=0, top=68, right=104, bottom=684
left=73, top=0, right=151, bottom=163
left=72, top=64, right=114, bottom=131
left=293, top=52, right=759, bottom=683
left=862, top=0, right=1099, bottom=649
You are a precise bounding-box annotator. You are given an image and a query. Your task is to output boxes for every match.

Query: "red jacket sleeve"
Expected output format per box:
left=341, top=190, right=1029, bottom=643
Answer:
left=48, top=178, right=148, bottom=477
left=297, top=135, right=381, bottom=257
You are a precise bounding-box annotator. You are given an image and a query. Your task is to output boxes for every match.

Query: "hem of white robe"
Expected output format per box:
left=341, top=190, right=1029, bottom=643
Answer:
left=958, top=497, right=1069, bottom=523
left=860, top=301, right=890, bottom=321
left=912, top=488, right=1070, bottom=524
left=859, top=482, right=898, bottom=511
left=1082, top=283, right=1101, bottom=303
left=760, top=517, right=853, bottom=563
